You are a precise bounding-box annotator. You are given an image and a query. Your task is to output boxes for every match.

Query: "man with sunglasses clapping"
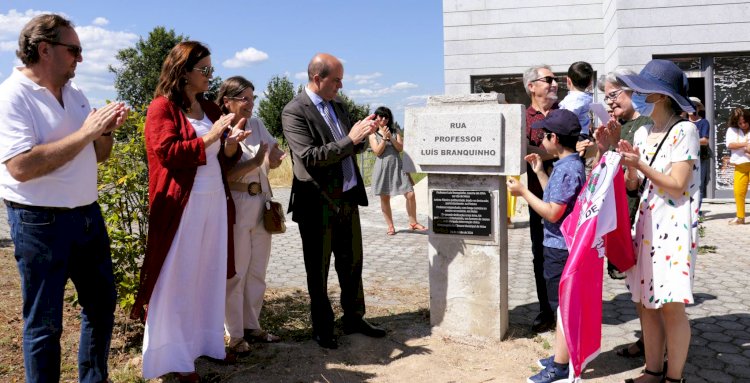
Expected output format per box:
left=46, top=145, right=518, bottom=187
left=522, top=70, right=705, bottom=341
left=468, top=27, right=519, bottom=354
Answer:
left=0, top=14, right=128, bottom=383
left=521, top=65, right=559, bottom=334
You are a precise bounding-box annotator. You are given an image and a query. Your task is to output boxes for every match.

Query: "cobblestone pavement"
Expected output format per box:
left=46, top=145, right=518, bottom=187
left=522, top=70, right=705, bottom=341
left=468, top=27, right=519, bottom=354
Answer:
left=1, top=194, right=748, bottom=381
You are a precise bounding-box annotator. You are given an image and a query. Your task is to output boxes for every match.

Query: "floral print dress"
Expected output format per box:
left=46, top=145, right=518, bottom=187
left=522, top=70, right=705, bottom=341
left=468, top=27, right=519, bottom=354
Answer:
left=626, top=120, right=700, bottom=309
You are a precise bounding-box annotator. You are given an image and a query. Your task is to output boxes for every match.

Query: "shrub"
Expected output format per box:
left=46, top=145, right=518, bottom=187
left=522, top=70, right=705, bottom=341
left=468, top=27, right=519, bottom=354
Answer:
left=97, top=108, right=149, bottom=311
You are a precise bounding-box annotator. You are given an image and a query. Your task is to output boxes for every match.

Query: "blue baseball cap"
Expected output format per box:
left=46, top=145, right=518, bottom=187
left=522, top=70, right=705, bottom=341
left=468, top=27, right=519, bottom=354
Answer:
left=538, top=109, right=581, bottom=138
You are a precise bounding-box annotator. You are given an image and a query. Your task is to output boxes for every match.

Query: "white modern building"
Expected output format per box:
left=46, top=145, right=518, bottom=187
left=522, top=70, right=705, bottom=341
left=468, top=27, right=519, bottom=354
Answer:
left=443, top=0, right=750, bottom=197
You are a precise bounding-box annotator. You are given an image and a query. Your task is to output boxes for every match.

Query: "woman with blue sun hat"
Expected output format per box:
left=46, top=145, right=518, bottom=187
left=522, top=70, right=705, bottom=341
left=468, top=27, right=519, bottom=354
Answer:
left=616, top=59, right=699, bottom=383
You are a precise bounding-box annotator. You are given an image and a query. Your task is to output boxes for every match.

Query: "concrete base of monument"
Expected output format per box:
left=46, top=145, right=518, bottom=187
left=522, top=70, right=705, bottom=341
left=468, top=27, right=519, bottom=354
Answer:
left=427, top=174, right=509, bottom=341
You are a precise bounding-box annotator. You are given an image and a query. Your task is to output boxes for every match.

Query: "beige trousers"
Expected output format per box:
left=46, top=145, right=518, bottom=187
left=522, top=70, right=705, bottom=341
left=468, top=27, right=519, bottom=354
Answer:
left=224, top=206, right=273, bottom=343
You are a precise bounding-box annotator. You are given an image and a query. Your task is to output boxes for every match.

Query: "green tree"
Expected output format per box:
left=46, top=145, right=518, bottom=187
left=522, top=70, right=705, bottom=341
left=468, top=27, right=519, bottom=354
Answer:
left=338, top=92, right=370, bottom=123
left=258, top=75, right=297, bottom=144
left=109, top=27, right=186, bottom=108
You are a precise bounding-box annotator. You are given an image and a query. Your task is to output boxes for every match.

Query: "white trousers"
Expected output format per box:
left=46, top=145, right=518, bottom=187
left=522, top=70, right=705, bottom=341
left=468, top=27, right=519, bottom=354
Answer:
left=225, top=198, right=272, bottom=343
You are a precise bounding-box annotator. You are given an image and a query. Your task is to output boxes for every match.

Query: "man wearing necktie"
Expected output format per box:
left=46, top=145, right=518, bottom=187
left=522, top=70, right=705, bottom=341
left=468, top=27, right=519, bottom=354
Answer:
left=282, top=53, right=383, bottom=349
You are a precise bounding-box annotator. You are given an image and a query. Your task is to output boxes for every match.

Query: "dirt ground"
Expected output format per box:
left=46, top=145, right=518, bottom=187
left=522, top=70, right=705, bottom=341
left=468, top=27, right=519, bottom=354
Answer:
left=0, top=245, right=636, bottom=383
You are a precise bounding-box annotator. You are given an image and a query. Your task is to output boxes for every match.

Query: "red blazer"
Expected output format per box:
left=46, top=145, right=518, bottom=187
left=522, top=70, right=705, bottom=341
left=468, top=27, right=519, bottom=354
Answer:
left=131, top=96, right=239, bottom=321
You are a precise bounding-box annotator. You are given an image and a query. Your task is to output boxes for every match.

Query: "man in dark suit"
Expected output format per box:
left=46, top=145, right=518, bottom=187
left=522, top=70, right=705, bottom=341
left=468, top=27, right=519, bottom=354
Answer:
left=282, top=53, right=384, bottom=349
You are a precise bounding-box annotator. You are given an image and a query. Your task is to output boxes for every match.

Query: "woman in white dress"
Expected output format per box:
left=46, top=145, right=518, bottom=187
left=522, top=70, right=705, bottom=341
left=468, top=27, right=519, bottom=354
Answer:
left=136, top=41, right=250, bottom=382
left=216, top=76, right=286, bottom=353
left=617, top=60, right=699, bottom=383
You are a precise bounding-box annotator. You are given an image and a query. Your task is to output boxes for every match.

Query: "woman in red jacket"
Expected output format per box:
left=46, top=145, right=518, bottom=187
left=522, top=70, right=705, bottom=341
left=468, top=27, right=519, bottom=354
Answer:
left=132, top=41, right=249, bottom=382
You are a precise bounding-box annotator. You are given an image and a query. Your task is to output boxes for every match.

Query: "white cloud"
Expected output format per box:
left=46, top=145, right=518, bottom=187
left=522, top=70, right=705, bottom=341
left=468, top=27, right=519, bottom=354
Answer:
left=72, top=25, right=138, bottom=94
left=348, top=81, right=420, bottom=100
left=0, top=9, right=46, bottom=38
left=0, top=41, right=16, bottom=52
left=0, top=9, right=48, bottom=51
left=223, top=47, right=269, bottom=68
left=348, top=72, right=382, bottom=85
left=392, top=81, right=418, bottom=90
left=295, top=71, right=308, bottom=81
left=92, top=17, right=109, bottom=26
left=0, top=10, right=138, bottom=99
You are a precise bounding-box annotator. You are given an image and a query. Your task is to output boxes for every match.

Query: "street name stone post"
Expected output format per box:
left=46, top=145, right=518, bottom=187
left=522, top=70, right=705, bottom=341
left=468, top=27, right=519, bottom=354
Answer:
left=403, top=93, right=525, bottom=341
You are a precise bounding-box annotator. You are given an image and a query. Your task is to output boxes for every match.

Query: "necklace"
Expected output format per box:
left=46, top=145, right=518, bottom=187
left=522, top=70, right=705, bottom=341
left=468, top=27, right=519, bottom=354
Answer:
left=185, top=99, right=199, bottom=114
left=651, top=114, right=676, bottom=134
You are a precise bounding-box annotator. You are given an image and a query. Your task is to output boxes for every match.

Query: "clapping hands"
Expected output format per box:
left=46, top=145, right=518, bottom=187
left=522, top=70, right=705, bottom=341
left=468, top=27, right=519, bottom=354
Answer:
left=525, top=153, right=544, bottom=174
left=348, top=114, right=378, bottom=144
left=226, top=118, right=252, bottom=145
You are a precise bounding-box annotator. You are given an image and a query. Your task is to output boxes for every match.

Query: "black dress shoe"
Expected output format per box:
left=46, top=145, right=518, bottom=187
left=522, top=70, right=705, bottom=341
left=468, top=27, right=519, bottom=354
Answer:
left=343, top=318, right=386, bottom=338
left=531, top=312, right=555, bottom=333
left=313, top=334, right=338, bottom=349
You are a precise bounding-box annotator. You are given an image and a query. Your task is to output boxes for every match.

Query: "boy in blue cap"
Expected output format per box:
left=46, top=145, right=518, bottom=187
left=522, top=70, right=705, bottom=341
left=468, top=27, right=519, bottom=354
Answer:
left=507, top=109, right=586, bottom=383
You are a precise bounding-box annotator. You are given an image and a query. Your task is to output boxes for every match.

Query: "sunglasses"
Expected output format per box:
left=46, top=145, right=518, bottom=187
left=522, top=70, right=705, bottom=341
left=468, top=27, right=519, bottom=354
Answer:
left=533, top=76, right=556, bottom=84
left=191, top=65, right=215, bottom=77
left=46, top=41, right=82, bottom=57
left=603, top=89, right=625, bottom=102
left=227, top=96, right=253, bottom=103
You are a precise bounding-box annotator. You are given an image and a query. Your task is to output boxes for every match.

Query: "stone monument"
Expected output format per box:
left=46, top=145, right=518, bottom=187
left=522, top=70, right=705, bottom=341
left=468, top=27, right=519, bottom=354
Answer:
left=403, top=93, right=525, bottom=340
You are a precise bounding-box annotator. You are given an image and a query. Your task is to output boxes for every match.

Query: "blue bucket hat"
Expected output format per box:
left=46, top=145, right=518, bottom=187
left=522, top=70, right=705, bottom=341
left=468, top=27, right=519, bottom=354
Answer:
left=618, top=59, right=695, bottom=113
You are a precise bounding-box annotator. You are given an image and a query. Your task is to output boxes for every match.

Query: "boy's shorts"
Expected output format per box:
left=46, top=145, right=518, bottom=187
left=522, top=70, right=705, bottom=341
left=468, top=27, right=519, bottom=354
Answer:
left=543, top=246, right=569, bottom=313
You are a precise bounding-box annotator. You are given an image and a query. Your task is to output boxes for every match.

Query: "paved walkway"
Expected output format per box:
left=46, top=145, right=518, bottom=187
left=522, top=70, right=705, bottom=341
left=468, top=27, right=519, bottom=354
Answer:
left=2, top=187, right=748, bottom=382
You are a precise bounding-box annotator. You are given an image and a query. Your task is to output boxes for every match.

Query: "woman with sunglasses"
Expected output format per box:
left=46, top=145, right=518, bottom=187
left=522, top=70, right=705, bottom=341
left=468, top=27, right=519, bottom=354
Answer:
left=132, top=41, right=250, bottom=382
left=216, top=76, right=286, bottom=354
left=616, top=59, right=700, bottom=383
left=368, top=106, right=426, bottom=235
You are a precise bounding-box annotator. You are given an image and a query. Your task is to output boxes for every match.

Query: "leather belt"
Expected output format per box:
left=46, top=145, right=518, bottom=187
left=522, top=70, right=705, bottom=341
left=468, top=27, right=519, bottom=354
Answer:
left=4, top=199, right=74, bottom=211
left=228, top=182, right=262, bottom=196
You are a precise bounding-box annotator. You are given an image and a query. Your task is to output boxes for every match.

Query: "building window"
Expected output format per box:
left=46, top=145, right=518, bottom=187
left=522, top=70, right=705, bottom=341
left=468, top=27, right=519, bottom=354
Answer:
left=471, top=73, right=572, bottom=106
left=713, top=55, right=750, bottom=190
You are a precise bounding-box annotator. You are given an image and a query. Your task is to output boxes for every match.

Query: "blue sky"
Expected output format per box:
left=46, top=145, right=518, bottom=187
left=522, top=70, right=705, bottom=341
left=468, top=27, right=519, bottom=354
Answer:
left=0, top=1, right=444, bottom=124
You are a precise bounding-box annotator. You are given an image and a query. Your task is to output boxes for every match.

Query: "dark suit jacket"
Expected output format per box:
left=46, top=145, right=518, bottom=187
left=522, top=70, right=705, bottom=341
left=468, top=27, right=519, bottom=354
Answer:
left=281, top=90, right=368, bottom=223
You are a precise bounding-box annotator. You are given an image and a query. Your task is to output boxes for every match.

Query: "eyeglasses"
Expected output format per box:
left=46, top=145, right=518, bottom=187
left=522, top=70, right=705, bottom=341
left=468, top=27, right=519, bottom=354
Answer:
left=532, top=76, right=556, bottom=84
left=46, top=41, right=82, bottom=58
left=191, top=65, right=214, bottom=77
left=227, top=96, right=252, bottom=103
left=603, top=89, right=625, bottom=102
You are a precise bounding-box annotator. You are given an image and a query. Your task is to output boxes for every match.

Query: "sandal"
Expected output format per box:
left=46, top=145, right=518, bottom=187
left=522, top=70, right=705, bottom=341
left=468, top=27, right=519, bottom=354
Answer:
left=616, top=338, right=645, bottom=358
left=663, top=377, right=686, bottom=383
left=728, top=217, right=745, bottom=225
left=409, top=222, right=427, bottom=231
left=245, top=329, right=281, bottom=343
left=228, top=338, right=251, bottom=353
left=624, top=368, right=663, bottom=383
left=386, top=226, right=396, bottom=236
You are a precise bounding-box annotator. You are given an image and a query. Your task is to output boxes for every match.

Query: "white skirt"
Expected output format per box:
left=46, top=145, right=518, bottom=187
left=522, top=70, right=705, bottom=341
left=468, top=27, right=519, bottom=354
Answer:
left=142, top=187, right=228, bottom=378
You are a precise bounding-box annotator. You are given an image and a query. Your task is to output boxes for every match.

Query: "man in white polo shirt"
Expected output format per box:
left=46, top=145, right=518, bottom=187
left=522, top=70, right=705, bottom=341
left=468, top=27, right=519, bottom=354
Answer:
left=0, top=14, right=128, bottom=383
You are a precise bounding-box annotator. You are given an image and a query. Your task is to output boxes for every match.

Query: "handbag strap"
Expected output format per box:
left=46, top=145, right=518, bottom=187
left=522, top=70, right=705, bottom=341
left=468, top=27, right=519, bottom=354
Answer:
left=638, top=117, right=684, bottom=195
left=238, top=118, right=273, bottom=199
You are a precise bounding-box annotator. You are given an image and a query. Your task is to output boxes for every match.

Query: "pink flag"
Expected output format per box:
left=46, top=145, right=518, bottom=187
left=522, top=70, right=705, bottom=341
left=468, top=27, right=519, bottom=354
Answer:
left=560, top=152, right=635, bottom=379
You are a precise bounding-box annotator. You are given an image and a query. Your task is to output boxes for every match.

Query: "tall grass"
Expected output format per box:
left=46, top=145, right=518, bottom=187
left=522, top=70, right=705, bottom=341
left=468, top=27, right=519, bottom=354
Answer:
left=268, top=149, right=424, bottom=188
